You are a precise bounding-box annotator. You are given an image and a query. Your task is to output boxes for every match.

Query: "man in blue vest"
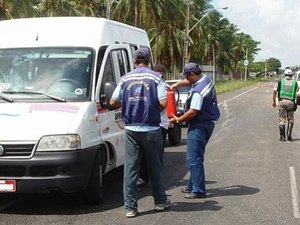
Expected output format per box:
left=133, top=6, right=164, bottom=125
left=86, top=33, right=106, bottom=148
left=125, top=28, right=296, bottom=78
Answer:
left=137, top=64, right=169, bottom=187
left=110, top=48, right=170, bottom=218
left=170, top=62, right=220, bottom=199
left=272, top=68, right=298, bottom=141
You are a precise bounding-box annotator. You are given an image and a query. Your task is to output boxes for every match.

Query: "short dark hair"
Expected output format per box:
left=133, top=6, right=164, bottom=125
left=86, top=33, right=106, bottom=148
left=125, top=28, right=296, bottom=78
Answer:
left=134, top=57, right=150, bottom=65
left=153, top=64, right=166, bottom=73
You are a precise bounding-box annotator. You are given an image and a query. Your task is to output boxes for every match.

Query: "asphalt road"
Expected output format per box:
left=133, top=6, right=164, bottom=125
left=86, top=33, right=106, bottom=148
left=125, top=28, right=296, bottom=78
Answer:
left=1, top=81, right=300, bottom=225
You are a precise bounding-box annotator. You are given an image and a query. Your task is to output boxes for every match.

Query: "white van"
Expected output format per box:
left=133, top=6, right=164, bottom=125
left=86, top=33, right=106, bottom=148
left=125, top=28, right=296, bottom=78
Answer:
left=0, top=17, right=151, bottom=204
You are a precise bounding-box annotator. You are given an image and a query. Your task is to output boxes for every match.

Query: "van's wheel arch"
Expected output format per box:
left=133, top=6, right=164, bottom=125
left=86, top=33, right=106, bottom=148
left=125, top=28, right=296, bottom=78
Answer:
left=84, top=146, right=107, bottom=205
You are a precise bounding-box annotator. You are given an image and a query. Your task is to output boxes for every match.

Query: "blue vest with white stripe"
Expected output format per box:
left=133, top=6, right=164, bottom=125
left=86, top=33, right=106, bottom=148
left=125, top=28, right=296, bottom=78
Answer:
left=185, top=75, right=220, bottom=123
left=120, top=66, right=161, bottom=126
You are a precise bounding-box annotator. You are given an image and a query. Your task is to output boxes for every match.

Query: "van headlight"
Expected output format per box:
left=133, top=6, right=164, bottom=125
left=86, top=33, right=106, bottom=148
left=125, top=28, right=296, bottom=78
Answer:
left=37, top=135, right=81, bottom=151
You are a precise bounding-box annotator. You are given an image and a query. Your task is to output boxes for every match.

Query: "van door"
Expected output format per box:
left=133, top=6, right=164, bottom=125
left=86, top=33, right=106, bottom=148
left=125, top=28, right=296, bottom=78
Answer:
left=95, top=44, right=132, bottom=169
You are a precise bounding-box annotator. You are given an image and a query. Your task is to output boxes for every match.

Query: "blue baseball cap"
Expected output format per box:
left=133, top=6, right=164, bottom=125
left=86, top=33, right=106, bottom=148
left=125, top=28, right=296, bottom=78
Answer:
left=133, top=48, right=150, bottom=60
left=183, top=62, right=202, bottom=76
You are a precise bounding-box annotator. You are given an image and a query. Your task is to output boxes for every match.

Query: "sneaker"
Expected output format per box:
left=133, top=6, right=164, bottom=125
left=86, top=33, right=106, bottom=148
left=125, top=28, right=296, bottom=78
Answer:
left=154, top=199, right=171, bottom=211
left=126, top=210, right=138, bottom=218
left=181, top=186, right=191, bottom=193
left=184, top=193, right=207, bottom=199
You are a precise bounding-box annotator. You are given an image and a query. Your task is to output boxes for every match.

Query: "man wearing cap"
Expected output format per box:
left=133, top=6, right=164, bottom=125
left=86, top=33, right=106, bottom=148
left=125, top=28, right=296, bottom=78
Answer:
left=110, top=48, right=170, bottom=218
left=272, top=68, right=298, bottom=141
left=170, top=62, right=220, bottom=199
left=137, top=64, right=169, bottom=187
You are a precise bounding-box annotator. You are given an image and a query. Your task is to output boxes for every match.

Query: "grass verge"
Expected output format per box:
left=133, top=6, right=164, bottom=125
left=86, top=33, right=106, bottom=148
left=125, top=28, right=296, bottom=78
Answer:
left=215, top=79, right=263, bottom=95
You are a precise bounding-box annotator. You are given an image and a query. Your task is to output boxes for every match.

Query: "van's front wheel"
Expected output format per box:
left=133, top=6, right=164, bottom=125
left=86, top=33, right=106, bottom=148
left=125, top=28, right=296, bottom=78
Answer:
left=84, top=153, right=104, bottom=205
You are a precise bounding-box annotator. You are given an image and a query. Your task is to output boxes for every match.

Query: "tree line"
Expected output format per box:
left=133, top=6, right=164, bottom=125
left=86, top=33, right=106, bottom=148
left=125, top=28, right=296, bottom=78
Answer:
left=0, top=0, right=281, bottom=79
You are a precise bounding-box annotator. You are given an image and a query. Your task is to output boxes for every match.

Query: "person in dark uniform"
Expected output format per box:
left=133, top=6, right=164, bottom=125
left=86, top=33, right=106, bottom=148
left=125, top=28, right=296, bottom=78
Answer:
left=137, top=64, right=169, bottom=186
left=170, top=62, right=220, bottom=199
left=110, top=48, right=170, bottom=218
left=272, top=68, right=299, bottom=141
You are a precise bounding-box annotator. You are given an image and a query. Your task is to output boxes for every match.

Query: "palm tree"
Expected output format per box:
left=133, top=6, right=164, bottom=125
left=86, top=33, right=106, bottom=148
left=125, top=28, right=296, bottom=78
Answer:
left=0, top=0, right=262, bottom=78
left=0, top=0, right=37, bottom=19
left=202, top=13, right=234, bottom=78
left=33, top=0, right=87, bottom=17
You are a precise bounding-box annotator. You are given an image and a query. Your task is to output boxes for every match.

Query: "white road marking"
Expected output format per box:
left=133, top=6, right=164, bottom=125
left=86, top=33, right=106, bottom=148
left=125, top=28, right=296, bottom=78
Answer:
left=218, top=84, right=265, bottom=107
left=289, top=167, right=300, bottom=218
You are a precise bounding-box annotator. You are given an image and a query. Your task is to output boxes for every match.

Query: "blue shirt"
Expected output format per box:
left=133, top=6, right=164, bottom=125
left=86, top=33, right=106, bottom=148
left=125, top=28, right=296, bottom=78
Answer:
left=189, top=76, right=205, bottom=111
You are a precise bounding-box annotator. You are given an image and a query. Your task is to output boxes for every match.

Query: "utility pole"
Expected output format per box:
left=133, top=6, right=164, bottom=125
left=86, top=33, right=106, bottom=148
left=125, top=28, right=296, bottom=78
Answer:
left=182, top=5, right=228, bottom=74
left=182, top=0, right=193, bottom=73
left=106, top=0, right=115, bottom=19
left=212, top=43, right=215, bottom=84
left=264, top=60, right=267, bottom=78
left=244, top=49, right=248, bottom=82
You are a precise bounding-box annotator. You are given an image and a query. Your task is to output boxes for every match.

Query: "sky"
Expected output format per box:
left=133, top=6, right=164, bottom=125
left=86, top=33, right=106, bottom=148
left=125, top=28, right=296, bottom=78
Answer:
left=213, top=0, right=300, bottom=69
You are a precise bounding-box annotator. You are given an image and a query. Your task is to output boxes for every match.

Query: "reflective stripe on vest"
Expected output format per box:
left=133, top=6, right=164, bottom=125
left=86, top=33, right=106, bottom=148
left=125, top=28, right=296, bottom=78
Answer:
left=279, top=79, right=296, bottom=100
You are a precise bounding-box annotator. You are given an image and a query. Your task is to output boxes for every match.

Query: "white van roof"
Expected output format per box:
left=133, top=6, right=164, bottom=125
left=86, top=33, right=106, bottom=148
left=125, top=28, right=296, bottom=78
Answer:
left=0, top=17, right=150, bottom=49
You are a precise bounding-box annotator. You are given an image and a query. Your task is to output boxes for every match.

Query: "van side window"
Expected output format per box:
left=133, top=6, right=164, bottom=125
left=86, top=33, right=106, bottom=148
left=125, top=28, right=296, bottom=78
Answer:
left=96, top=47, right=132, bottom=107
left=95, top=46, right=107, bottom=83
left=116, top=49, right=130, bottom=77
left=129, top=44, right=138, bottom=58
left=100, top=53, right=115, bottom=94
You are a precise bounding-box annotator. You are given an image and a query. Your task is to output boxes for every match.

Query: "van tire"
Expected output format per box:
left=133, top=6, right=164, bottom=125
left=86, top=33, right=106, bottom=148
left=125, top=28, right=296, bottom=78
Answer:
left=84, top=153, right=104, bottom=205
left=168, top=123, right=181, bottom=146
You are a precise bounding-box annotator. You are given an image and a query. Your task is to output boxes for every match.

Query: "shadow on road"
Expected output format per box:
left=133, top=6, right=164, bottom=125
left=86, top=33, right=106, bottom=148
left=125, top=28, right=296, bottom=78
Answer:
left=207, top=184, right=260, bottom=198
left=0, top=165, right=128, bottom=215
left=0, top=148, right=260, bottom=216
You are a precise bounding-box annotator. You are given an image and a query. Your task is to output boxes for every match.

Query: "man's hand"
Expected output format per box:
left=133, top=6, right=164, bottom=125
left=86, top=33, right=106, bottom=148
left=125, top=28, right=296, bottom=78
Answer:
left=109, top=98, right=122, bottom=110
left=272, top=91, right=277, bottom=108
left=169, top=79, right=191, bottom=90
left=169, top=83, right=179, bottom=91
left=169, top=114, right=180, bottom=124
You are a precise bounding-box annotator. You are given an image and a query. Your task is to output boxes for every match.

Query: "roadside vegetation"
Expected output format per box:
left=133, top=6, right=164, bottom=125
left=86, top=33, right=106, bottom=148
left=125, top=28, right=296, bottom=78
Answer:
left=216, top=79, right=262, bottom=95
left=0, top=0, right=282, bottom=78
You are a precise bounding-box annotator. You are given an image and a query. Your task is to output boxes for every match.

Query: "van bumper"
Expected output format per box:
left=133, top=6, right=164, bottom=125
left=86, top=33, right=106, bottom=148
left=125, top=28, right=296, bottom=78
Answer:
left=0, top=147, right=98, bottom=193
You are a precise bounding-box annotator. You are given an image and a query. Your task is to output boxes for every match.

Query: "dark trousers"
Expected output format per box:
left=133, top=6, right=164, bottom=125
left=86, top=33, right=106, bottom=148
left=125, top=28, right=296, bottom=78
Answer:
left=124, top=129, right=167, bottom=211
left=139, top=127, right=167, bottom=183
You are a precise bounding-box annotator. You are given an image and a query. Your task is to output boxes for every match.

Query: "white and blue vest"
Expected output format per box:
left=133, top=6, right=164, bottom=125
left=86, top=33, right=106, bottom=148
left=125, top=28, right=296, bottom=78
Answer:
left=120, top=67, right=161, bottom=127
left=185, top=75, right=220, bottom=123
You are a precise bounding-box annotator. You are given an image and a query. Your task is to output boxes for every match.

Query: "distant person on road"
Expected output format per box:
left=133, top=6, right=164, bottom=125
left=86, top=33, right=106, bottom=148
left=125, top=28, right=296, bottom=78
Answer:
left=138, top=64, right=169, bottom=186
left=272, top=68, right=298, bottom=141
left=110, top=48, right=170, bottom=218
left=170, top=62, right=220, bottom=199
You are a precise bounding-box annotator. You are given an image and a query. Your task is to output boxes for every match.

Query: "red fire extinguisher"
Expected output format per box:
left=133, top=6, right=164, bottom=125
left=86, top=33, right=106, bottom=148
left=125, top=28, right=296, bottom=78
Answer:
left=166, top=89, right=177, bottom=118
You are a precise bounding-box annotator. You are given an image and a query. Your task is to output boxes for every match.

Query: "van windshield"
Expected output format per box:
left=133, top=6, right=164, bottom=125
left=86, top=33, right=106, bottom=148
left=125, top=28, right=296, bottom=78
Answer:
left=0, top=48, right=93, bottom=101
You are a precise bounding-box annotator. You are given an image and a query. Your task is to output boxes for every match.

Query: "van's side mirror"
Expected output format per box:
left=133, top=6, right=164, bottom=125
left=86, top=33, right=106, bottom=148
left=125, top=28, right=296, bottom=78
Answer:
left=100, top=82, right=117, bottom=109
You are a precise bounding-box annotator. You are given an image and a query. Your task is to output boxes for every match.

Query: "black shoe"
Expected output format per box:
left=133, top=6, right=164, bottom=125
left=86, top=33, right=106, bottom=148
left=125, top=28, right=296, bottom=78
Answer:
left=279, top=126, right=286, bottom=141
left=279, top=136, right=286, bottom=141
left=185, top=193, right=207, bottom=199
left=181, top=187, right=191, bottom=193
